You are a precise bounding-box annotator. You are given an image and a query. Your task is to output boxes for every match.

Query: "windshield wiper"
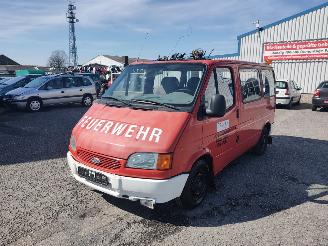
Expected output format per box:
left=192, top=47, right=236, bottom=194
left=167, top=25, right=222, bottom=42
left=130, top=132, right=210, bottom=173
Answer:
left=102, top=96, right=131, bottom=106
left=130, top=99, right=180, bottom=111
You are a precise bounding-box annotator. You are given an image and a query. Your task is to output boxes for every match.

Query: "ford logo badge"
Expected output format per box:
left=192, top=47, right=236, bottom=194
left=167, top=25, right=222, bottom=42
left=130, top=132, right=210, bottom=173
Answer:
left=91, top=157, right=101, bottom=165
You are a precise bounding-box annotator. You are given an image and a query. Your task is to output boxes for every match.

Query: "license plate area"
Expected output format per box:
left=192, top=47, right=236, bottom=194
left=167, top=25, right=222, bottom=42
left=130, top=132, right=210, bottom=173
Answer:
left=324, top=100, right=328, bottom=104
left=77, top=166, right=109, bottom=186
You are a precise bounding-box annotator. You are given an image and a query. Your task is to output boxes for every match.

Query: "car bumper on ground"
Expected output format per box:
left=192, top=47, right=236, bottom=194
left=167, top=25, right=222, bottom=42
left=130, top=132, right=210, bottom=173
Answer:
left=67, top=151, right=188, bottom=208
left=312, top=97, right=328, bottom=107
left=276, top=97, right=291, bottom=105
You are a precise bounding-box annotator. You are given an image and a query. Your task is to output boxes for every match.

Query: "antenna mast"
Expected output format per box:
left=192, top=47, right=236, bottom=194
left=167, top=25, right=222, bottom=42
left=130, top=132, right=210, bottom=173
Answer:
left=66, top=1, right=79, bottom=67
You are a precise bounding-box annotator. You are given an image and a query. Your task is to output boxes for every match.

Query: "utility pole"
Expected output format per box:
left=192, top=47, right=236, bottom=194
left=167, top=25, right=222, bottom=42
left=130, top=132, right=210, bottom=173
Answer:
left=66, top=1, right=79, bottom=67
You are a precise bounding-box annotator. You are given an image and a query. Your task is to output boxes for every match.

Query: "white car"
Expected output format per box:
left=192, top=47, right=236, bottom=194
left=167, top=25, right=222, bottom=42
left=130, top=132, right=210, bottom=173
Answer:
left=275, top=79, right=302, bottom=109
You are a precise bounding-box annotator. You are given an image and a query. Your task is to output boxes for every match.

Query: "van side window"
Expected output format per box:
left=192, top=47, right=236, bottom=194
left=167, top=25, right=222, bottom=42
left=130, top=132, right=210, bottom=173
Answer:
left=204, top=68, right=234, bottom=110
left=46, top=78, right=63, bottom=90
left=239, top=68, right=261, bottom=103
left=261, top=69, right=275, bottom=97
left=216, top=68, right=234, bottom=109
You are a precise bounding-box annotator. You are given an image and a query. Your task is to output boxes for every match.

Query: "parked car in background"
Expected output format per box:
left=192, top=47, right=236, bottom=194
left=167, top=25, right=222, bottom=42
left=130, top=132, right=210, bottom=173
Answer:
left=76, top=73, right=101, bottom=96
left=275, top=79, right=302, bottom=109
left=312, top=81, right=328, bottom=111
left=0, top=75, right=42, bottom=104
left=3, top=74, right=96, bottom=112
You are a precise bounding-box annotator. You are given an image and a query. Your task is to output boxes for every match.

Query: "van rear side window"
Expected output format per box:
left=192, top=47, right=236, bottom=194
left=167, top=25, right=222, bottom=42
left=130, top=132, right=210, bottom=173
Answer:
left=261, top=70, right=275, bottom=97
left=239, top=68, right=261, bottom=103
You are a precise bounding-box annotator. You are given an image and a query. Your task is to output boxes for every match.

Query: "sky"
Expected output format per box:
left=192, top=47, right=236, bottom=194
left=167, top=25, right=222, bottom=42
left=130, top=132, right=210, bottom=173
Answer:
left=0, top=0, right=327, bottom=66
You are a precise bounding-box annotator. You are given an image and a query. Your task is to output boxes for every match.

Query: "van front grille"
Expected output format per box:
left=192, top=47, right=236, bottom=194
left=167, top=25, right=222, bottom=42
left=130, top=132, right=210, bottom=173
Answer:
left=76, top=148, right=122, bottom=171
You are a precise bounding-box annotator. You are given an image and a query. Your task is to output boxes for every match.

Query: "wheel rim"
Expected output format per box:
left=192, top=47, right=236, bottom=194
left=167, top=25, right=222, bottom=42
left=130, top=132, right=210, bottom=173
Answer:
left=84, top=96, right=92, bottom=106
left=190, top=167, right=209, bottom=204
left=30, top=100, right=40, bottom=111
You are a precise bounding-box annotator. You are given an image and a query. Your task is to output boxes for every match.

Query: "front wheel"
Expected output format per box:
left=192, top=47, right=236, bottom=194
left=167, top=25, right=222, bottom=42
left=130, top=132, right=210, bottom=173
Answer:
left=252, top=127, right=269, bottom=156
left=27, top=98, right=42, bottom=112
left=178, top=160, right=211, bottom=209
left=82, top=95, right=93, bottom=107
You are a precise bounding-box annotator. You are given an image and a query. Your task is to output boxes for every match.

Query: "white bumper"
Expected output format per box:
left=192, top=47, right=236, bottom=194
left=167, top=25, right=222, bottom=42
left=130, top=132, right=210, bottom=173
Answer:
left=276, top=97, right=291, bottom=105
left=67, top=152, right=188, bottom=205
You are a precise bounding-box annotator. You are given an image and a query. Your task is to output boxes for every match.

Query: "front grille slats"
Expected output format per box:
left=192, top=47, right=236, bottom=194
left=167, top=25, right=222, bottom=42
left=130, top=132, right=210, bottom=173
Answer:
left=76, top=148, right=122, bottom=171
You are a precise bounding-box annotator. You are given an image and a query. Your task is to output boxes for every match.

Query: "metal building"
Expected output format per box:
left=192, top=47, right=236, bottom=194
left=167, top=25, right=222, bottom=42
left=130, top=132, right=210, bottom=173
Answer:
left=212, top=2, right=328, bottom=93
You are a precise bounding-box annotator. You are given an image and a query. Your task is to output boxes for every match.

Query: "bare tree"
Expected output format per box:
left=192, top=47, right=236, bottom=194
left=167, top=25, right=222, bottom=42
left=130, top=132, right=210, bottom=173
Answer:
left=48, top=50, right=68, bottom=72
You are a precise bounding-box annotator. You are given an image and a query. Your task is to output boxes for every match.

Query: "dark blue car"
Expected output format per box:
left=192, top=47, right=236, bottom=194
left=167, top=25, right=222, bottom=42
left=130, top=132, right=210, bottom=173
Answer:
left=0, top=75, right=41, bottom=104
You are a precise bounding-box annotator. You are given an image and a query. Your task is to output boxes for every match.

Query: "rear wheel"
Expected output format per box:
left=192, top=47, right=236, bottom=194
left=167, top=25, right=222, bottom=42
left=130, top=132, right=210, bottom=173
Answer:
left=312, top=105, right=317, bottom=111
left=252, top=127, right=269, bottom=156
left=82, top=95, right=93, bottom=107
left=287, top=98, right=293, bottom=109
left=27, top=98, right=42, bottom=112
left=178, top=160, right=211, bottom=209
left=296, top=96, right=301, bottom=105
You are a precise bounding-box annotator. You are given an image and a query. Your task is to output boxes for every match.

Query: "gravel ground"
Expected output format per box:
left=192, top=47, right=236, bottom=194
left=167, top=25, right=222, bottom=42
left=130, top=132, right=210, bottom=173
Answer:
left=0, top=103, right=327, bottom=246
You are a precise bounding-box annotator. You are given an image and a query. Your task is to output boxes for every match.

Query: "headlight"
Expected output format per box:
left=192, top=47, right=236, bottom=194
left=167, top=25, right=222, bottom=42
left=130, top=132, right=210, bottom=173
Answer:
left=70, top=135, right=76, bottom=152
left=126, top=153, right=172, bottom=170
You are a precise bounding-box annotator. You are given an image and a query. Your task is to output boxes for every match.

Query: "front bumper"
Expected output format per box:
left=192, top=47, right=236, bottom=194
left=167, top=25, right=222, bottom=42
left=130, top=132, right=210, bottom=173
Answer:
left=67, top=151, right=188, bottom=207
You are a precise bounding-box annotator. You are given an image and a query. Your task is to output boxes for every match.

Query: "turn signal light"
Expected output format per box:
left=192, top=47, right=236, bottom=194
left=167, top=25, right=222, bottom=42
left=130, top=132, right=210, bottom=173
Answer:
left=285, top=89, right=290, bottom=95
left=156, top=154, right=172, bottom=170
left=313, top=89, right=320, bottom=97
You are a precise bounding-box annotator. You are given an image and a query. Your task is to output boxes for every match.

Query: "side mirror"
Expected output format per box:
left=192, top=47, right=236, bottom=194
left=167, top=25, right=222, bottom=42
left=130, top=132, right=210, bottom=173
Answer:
left=206, top=94, right=226, bottom=117
left=297, top=87, right=302, bottom=91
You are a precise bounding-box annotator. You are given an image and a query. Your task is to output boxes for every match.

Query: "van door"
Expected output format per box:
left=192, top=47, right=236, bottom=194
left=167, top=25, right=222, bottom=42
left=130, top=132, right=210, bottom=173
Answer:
left=202, top=67, right=239, bottom=174
left=238, top=67, right=265, bottom=153
left=40, top=78, right=64, bottom=105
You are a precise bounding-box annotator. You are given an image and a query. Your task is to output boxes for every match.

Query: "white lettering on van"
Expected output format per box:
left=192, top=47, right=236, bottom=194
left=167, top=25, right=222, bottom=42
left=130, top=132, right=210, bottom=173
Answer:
left=86, top=119, right=99, bottom=130
left=100, top=121, right=114, bottom=134
left=94, top=120, right=106, bottom=131
left=149, top=128, right=163, bottom=143
left=81, top=116, right=92, bottom=128
left=112, top=123, right=128, bottom=136
left=77, top=116, right=88, bottom=126
left=136, top=126, right=150, bottom=141
left=125, top=125, right=137, bottom=138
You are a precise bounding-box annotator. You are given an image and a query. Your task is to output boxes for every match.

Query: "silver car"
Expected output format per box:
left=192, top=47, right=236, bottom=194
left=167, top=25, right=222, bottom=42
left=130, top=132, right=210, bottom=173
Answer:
left=3, top=75, right=96, bottom=111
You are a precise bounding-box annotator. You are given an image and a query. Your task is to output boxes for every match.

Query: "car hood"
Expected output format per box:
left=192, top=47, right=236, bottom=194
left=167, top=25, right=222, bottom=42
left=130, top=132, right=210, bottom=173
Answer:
left=5, top=87, right=37, bottom=96
left=72, top=102, right=190, bottom=159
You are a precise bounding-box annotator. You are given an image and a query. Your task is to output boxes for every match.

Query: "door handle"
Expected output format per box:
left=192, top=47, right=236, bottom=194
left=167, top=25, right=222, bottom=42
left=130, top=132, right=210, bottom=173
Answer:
left=61, top=91, right=64, bottom=93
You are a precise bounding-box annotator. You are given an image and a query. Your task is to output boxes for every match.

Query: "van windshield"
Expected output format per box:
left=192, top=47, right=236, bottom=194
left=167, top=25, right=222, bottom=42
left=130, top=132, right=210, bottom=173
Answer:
left=102, top=63, right=206, bottom=110
left=24, top=76, right=51, bottom=88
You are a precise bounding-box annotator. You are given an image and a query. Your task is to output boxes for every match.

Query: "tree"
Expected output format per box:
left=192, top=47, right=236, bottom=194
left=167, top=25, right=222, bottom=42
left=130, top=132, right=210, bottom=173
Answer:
left=48, top=50, right=68, bottom=72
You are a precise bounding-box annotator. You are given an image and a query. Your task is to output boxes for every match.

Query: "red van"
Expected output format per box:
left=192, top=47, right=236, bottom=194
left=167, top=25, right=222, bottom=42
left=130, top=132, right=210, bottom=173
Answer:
left=67, top=59, right=275, bottom=209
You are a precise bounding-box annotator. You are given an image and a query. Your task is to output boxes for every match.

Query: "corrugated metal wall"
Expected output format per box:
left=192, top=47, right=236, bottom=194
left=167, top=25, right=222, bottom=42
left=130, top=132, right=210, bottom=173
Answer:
left=215, top=4, right=328, bottom=93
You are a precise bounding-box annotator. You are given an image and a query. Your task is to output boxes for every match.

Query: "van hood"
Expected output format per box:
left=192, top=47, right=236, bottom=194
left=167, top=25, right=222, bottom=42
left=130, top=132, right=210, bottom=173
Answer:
left=72, top=102, right=190, bottom=159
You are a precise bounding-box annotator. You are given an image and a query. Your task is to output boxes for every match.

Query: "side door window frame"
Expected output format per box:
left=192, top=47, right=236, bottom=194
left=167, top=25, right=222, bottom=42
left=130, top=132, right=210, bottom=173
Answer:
left=238, top=67, right=262, bottom=104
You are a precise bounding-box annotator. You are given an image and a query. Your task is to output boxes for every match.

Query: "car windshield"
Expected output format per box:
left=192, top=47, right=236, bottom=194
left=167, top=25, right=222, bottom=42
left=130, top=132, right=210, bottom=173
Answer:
left=0, top=77, right=24, bottom=85
left=102, top=63, right=206, bottom=110
left=24, top=76, right=50, bottom=88
left=275, top=81, right=288, bottom=89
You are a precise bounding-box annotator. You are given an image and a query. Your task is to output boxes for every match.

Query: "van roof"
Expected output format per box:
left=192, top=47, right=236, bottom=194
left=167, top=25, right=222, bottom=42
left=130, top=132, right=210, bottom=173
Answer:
left=132, top=59, right=273, bottom=68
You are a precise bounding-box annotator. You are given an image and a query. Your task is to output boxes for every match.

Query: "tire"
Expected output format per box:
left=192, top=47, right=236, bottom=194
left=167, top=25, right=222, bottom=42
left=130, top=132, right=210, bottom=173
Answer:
left=252, top=127, right=269, bottom=156
left=296, top=96, right=301, bottom=105
left=312, top=105, right=317, bottom=111
left=26, top=98, right=42, bottom=112
left=82, top=95, right=93, bottom=107
left=287, top=98, right=293, bottom=109
left=178, top=160, right=211, bottom=209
